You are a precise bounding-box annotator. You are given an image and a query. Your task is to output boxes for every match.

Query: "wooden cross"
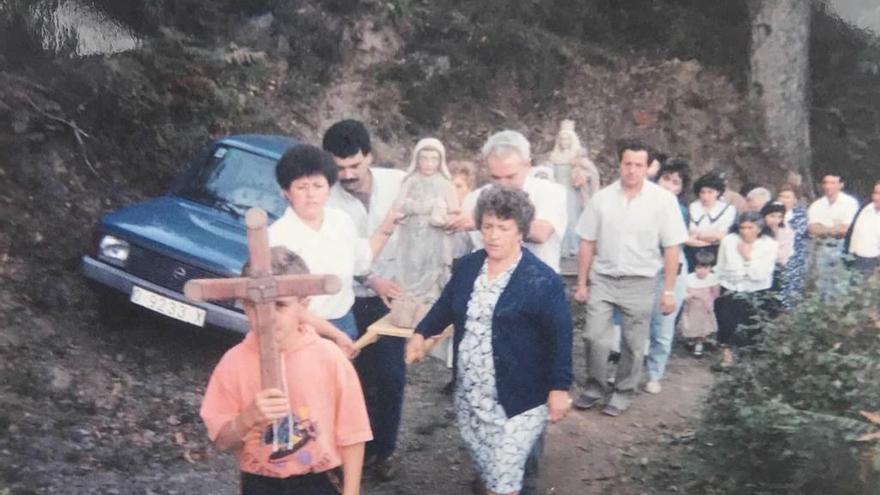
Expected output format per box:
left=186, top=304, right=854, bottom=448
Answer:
left=183, top=208, right=341, bottom=390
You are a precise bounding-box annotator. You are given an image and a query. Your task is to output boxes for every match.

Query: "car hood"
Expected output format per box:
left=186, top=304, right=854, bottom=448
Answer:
left=100, top=195, right=250, bottom=276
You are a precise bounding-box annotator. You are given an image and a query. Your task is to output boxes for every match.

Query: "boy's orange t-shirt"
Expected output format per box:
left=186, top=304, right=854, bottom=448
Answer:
left=200, top=325, right=372, bottom=478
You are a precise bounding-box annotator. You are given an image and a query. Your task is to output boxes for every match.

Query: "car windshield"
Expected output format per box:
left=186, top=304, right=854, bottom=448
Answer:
left=174, top=146, right=287, bottom=219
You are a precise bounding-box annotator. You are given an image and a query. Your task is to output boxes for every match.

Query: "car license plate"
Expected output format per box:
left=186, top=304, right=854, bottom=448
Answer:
left=130, top=286, right=206, bottom=327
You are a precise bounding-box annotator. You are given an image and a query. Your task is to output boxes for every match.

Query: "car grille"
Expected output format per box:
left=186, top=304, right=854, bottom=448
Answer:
left=126, top=245, right=238, bottom=310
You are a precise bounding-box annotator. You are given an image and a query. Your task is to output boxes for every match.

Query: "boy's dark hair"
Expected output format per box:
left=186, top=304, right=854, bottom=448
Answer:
left=322, top=119, right=372, bottom=158
left=275, top=145, right=339, bottom=190
left=694, top=249, right=717, bottom=267
left=658, top=157, right=692, bottom=195
left=241, top=246, right=310, bottom=277
left=616, top=139, right=653, bottom=164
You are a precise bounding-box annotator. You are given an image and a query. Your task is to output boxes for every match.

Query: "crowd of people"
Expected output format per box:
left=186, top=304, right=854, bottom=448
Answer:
left=198, top=119, right=880, bottom=495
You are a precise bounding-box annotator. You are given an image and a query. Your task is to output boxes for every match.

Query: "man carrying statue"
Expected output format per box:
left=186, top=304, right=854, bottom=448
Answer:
left=322, top=119, right=408, bottom=480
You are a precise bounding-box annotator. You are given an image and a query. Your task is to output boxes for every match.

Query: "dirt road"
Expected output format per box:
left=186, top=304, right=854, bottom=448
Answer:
left=368, top=340, right=713, bottom=495
left=0, top=290, right=712, bottom=494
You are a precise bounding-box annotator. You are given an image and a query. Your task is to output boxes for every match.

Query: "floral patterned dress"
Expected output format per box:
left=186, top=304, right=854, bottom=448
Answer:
left=455, top=256, right=548, bottom=494
left=781, top=206, right=808, bottom=308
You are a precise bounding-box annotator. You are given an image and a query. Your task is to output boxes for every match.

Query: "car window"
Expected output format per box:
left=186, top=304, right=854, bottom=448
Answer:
left=175, top=146, right=287, bottom=218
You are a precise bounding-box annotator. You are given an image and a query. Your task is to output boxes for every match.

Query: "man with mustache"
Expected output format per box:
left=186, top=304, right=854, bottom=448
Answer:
left=323, top=119, right=407, bottom=481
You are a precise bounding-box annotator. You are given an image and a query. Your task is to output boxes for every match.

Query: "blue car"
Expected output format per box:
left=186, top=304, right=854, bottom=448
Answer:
left=81, top=134, right=298, bottom=333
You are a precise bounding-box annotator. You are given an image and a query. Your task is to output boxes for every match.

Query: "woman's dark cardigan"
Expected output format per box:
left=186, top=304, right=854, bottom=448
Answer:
left=415, top=249, right=573, bottom=418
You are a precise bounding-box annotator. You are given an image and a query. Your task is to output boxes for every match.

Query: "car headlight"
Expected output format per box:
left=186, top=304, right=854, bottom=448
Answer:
left=98, top=235, right=130, bottom=267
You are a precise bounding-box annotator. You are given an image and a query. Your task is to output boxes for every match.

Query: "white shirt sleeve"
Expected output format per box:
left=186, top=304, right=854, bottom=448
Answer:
left=576, top=195, right=601, bottom=241
left=744, top=238, right=778, bottom=282
left=807, top=199, right=822, bottom=225
left=716, top=202, right=737, bottom=233
left=340, top=214, right=372, bottom=276
left=842, top=196, right=859, bottom=225
left=659, top=195, right=689, bottom=247
left=267, top=211, right=287, bottom=247
left=462, top=188, right=484, bottom=249
left=534, top=182, right=567, bottom=239
left=715, top=233, right=745, bottom=286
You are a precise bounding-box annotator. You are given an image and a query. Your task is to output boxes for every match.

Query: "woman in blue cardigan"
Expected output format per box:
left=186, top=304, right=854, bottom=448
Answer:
left=406, top=186, right=573, bottom=495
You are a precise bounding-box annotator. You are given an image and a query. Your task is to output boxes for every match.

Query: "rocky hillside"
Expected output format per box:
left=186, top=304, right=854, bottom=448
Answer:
left=0, top=0, right=878, bottom=492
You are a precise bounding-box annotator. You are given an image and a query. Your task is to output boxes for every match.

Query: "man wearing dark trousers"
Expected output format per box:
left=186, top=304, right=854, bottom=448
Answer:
left=323, top=119, right=406, bottom=481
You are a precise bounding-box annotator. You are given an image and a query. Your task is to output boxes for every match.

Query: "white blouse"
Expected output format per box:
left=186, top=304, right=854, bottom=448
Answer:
left=268, top=206, right=372, bottom=319
left=715, top=233, right=779, bottom=292
left=688, top=200, right=736, bottom=236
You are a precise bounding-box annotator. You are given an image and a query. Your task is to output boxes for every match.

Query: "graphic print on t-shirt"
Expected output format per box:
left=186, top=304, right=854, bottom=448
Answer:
left=262, top=406, right=318, bottom=465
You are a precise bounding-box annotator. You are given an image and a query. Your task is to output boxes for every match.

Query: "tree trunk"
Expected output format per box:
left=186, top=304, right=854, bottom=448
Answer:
left=748, top=0, right=813, bottom=196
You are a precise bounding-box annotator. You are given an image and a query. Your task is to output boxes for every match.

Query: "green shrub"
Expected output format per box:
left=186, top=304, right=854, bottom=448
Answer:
left=693, top=276, right=880, bottom=494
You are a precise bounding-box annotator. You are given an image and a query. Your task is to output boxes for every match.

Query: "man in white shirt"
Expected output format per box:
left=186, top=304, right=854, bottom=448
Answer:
left=322, top=119, right=405, bottom=480
left=448, top=130, right=567, bottom=273
left=807, top=173, right=860, bottom=299
left=572, top=140, right=688, bottom=416
left=847, top=180, right=880, bottom=280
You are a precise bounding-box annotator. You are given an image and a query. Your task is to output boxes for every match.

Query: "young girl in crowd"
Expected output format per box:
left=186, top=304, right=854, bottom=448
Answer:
left=686, top=172, right=736, bottom=272
left=680, top=250, right=720, bottom=358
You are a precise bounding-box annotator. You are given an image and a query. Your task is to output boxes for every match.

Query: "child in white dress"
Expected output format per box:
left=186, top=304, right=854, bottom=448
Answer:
left=680, top=250, right=720, bottom=357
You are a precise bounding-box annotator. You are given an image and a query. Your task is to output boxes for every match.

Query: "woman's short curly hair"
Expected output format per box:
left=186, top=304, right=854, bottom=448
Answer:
left=474, top=185, right=535, bottom=235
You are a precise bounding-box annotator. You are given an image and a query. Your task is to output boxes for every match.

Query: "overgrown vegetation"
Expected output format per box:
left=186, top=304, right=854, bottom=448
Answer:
left=381, top=0, right=751, bottom=127
left=668, top=277, right=880, bottom=494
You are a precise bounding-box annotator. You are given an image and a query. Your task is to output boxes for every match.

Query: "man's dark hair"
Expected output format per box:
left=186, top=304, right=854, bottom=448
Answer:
left=658, top=157, right=691, bottom=196
left=694, top=249, right=716, bottom=267
left=322, top=119, right=372, bottom=158
left=819, top=171, right=845, bottom=183
left=616, top=139, right=653, bottom=164
left=241, top=246, right=310, bottom=277
left=275, top=145, right=339, bottom=190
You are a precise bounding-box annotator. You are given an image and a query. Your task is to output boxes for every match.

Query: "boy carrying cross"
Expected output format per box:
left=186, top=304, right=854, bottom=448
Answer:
left=200, top=247, right=372, bottom=495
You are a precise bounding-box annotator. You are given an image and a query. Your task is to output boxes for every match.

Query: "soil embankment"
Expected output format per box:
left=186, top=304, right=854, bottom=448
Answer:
left=2, top=1, right=834, bottom=492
